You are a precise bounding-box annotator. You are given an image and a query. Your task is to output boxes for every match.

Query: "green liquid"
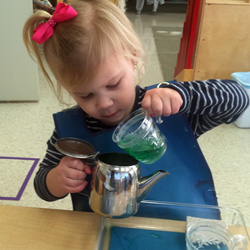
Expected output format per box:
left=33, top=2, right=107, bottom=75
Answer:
left=122, top=141, right=166, bottom=164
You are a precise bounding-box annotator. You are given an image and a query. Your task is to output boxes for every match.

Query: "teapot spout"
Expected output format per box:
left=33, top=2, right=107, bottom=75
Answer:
left=138, top=170, right=169, bottom=202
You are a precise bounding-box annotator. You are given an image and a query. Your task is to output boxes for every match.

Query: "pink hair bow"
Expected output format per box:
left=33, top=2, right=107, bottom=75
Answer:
left=32, top=2, right=78, bottom=44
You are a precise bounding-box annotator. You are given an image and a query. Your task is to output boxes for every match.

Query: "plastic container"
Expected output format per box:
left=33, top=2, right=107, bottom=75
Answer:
left=112, top=108, right=166, bottom=164
left=186, top=222, right=247, bottom=249
left=231, top=72, right=250, bottom=128
left=96, top=201, right=250, bottom=250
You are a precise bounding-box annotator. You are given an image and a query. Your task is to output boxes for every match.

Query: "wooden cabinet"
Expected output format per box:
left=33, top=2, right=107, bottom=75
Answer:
left=176, top=0, right=250, bottom=80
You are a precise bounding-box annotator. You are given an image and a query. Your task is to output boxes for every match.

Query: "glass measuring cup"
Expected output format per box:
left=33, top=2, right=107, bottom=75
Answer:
left=112, top=108, right=167, bottom=164
left=186, top=222, right=248, bottom=250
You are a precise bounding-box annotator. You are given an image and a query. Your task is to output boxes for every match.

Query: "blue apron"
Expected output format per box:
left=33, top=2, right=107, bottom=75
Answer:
left=53, top=86, right=218, bottom=220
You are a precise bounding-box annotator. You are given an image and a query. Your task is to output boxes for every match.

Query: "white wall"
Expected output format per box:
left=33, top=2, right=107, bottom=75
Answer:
left=0, top=1, right=39, bottom=101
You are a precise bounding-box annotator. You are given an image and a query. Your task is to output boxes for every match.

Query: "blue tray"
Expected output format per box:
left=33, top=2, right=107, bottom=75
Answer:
left=96, top=201, right=250, bottom=250
left=109, top=227, right=185, bottom=250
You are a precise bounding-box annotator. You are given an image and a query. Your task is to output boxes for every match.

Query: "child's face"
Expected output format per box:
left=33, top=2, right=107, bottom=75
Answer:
left=69, top=56, right=136, bottom=126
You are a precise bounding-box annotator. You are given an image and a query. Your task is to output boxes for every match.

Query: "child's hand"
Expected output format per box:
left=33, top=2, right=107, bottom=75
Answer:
left=141, top=88, right=183, bottom=117
left=53, top=156, right=92, bottom=195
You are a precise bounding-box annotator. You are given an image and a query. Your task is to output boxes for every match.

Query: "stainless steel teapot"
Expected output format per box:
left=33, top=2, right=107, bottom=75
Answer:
left=89, top=152, right=168, bottom=218
left=55, top=138, right=169, bottom=218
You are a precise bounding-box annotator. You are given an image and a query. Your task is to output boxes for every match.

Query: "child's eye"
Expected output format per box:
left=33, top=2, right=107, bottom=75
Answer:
left=81, top=93, right=92, bottom=99
left=107, top=82, right=119, bottom=89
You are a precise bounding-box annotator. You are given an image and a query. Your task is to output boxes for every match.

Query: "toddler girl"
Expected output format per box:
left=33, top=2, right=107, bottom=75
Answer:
left=23, top=0, right=249, bottom=211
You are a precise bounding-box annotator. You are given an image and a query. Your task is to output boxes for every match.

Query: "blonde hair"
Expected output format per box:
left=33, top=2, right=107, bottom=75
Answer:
left=23, top=0, right=146, bottom=100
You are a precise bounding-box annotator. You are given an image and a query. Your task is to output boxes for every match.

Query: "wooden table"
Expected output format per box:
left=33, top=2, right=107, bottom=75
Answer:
left=0, top=205, right=102, bottom=250
left=0, top=205, right=249, bottom=249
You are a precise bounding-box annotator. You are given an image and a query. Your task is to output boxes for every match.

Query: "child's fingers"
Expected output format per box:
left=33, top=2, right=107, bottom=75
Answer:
left=65, top=180, right=89, bottom=193
left=150, top=95, right=164, bottom=116
left=81, top=181, right=89, bottom=191
left=63, top=157, right=92, bottom=173
left=162, top=103, right=172, bottom=117
left=170, top=99, right=182, bottom=114
left=84, top=165, right=92, bottom=174
left=168, top=92, right=183, bottom=114
left=141, top=94, right=152, bottom=113
left=66, top=168, right=87, bottom=181
left=161, top=96, right=181, bottom=116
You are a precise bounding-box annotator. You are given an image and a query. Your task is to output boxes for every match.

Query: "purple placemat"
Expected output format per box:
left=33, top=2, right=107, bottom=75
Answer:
left=0, top=156, right=39, bottom=200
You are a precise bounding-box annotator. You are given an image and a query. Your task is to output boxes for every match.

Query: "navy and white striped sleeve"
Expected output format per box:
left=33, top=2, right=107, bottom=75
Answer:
left=34, top=129, right=67, bottom=201
left=165, top=79, right=249, bottom=137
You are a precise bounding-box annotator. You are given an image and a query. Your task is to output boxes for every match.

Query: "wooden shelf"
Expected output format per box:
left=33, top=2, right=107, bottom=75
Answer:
left=192, top=0, right=250, bottom=80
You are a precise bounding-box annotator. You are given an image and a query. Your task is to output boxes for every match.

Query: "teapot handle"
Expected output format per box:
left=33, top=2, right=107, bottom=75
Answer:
left=81, top=151, right=100, bottom=166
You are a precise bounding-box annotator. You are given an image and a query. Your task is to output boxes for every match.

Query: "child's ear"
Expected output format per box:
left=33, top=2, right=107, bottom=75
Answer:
left=132, top=59, right=136, bottom=69
left=134, top=62, right=137, bottom=70
left=132, top=53, right=137, bottom=69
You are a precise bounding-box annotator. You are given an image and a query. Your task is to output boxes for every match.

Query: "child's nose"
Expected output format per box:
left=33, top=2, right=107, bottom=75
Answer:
left=96, top=96, right=113, bottom=109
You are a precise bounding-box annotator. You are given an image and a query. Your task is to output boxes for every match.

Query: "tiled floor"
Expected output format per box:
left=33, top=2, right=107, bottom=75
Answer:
left=1, top=7, right=250, bottom=226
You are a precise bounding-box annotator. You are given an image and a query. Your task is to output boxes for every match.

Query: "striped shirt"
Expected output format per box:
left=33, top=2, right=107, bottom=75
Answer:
left=34, top=79, right=249, bottom=202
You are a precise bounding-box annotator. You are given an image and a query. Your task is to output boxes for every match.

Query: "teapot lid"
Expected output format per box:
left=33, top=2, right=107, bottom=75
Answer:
left=55, top=138, right=96, bottom=159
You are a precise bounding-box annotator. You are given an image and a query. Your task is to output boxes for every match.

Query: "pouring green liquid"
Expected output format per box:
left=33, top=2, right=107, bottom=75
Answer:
left=121, top=139, right=167, bottom=164
left=113, top=109, right=167, bottom=164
